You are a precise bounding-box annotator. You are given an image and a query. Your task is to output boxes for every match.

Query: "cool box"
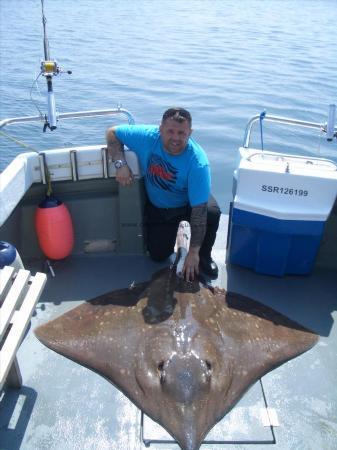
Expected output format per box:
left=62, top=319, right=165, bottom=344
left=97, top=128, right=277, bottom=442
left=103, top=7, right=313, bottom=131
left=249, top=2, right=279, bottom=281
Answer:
left=227, top=148, right=337, bottom=276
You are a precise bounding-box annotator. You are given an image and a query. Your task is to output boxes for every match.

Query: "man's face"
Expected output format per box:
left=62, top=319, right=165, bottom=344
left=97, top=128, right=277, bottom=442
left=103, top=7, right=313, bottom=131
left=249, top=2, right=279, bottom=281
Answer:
left=159, top=118, right=192, bottom=155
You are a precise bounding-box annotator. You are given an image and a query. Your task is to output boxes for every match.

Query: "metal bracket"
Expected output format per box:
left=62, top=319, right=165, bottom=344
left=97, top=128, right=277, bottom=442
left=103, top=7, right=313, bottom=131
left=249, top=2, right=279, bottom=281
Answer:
left=70, top=149, right=78, bottom=181
left=261, top=408, right=280, bottom=427
left=38, top=152, right=47, bottom=184
left=141, top=378, right=277, bottom=447
left=101, top=147, right=109, bottom=179
left=46, top=259, right=55, bottom=277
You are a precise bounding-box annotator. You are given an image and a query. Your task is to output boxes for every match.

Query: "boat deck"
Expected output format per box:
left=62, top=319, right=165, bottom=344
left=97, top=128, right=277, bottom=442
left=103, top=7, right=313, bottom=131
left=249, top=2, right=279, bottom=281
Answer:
left=1, top=215, right=337, bottom=450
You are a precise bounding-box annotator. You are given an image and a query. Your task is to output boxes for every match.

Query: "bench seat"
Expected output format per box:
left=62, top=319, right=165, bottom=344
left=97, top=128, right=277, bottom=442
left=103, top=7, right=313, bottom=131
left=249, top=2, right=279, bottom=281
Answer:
left=0, top=266, right=47, bottom=391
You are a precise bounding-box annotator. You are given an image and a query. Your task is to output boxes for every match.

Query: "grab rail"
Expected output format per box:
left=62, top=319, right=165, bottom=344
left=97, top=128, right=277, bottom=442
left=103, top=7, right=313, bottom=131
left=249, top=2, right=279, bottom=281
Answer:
left=0, top=107, right=135, bottom=129
left=243, top=110, right=337, bottom=148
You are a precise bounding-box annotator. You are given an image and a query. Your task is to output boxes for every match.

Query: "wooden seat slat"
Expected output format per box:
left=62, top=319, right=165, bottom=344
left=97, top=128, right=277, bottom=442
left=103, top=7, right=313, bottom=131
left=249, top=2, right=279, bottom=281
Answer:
left=0, top=267, right=47, bottom=391
left=0, top=266, right=15, bottom=303
left=0, top=270, right=31, bottom=342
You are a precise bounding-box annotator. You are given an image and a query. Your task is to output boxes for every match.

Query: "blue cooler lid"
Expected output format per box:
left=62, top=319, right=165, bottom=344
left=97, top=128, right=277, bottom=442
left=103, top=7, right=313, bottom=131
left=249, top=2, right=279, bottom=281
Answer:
left=0, top=241, right=17, bottom=269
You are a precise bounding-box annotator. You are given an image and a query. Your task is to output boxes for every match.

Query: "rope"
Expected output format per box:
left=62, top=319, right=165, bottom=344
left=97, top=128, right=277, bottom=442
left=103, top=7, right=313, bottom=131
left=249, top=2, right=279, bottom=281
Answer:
left=0, top=129, right=39, bottom=152
left=0, top=129, right=52, bottom=196
left=30, top=71, right=45, bottom=118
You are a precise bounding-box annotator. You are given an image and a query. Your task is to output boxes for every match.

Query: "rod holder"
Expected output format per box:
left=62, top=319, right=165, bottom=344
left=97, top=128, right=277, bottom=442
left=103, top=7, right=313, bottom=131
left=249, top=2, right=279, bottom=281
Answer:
left=47, top=87, right=57, bottom=130
left=326, top=104, right=336, bottom=141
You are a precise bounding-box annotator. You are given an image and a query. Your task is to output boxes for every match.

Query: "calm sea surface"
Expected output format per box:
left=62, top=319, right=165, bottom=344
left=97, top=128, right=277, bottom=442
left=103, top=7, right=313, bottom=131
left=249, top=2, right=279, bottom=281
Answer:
left=1, top=0, right=336, bottom=210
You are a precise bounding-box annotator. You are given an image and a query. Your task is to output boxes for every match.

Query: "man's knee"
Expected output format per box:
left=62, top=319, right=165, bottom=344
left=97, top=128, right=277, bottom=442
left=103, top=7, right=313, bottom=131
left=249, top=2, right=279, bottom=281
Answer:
left=207, top=201, right=221, bottom=226
left=147, top=240, right=173, bottom=262
left=148, top=248, right=172, bottom=262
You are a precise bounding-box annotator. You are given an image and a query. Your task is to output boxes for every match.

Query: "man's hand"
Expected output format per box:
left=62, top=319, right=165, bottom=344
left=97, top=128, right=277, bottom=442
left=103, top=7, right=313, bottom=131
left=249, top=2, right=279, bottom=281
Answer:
left=106, top=127, right=134, bottom=187
left=181, top=202, right=207, bottom=281
left=116, top=165, right=134, bottom=187
left=182, top=247, right=199, bottom=282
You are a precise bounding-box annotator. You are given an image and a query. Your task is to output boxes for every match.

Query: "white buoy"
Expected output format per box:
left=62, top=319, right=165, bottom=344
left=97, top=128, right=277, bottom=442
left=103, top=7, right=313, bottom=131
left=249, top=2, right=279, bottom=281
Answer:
left=0, top=241, right=24, bottom=271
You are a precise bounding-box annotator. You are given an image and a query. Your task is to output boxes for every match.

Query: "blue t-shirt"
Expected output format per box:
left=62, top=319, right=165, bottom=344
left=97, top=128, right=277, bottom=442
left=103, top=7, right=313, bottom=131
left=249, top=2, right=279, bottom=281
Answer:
left=115, top=125, right=211, bottom=208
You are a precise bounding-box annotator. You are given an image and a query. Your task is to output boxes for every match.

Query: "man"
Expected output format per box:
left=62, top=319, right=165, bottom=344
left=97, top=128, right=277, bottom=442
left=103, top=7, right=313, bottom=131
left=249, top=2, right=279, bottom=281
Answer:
left=106, top=107, right=221, bottom=281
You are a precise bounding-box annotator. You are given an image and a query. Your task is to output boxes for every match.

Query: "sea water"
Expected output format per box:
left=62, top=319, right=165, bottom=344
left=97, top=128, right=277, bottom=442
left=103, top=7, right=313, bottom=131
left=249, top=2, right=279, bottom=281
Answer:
left=0, top=0, right=336, bottom=210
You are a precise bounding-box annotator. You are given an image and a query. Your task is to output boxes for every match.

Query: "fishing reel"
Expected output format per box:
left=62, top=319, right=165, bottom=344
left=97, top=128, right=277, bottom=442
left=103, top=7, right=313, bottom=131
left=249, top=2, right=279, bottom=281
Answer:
left=41, top=60, right=60, bottom=76
left=40, top=60, right=72, bottom=132
left=41, top=60, right=72, bottom=77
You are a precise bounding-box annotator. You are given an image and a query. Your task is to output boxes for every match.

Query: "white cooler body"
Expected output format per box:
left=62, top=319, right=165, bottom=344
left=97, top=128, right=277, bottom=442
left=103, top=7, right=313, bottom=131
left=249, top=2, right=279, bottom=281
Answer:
left=228, top=148, right=337, bottom=276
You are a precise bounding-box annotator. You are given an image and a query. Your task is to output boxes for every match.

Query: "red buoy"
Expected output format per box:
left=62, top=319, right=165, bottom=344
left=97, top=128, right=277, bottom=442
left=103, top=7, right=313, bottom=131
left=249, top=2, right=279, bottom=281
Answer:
left=35, top=196, right=74, bottom=260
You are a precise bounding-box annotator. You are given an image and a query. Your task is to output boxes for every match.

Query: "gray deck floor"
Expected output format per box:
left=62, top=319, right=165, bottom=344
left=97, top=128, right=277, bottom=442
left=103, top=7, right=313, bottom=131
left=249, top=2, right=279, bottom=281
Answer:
left=1, top=216, right=337, bottom=450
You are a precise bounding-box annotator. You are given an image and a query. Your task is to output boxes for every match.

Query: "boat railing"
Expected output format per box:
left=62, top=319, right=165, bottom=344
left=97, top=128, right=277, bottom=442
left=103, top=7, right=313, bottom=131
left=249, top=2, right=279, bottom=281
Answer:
left=243, top=106, right=337, bottom=148
left=0, top=107, right=135, bottom=130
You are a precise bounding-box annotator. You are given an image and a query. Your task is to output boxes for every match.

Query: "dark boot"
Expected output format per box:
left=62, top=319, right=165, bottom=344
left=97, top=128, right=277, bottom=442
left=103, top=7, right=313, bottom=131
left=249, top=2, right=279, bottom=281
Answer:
left=199, top=256, right=218, bottom=279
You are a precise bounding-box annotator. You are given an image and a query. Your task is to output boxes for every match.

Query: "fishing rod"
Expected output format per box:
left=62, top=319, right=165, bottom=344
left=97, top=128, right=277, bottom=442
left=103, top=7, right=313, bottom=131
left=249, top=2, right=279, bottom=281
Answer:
left=40, top=0, right=71, bottom=132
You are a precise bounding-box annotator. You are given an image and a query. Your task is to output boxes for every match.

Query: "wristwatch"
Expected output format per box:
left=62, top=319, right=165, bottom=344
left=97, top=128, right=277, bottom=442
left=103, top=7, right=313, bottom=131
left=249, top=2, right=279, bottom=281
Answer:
left=114, top=159, right=128, bottom=169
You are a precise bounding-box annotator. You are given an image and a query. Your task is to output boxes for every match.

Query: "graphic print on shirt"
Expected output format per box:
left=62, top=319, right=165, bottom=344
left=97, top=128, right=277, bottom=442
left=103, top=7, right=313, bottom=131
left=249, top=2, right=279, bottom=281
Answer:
left=146, top=154, right=179, bottom=191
